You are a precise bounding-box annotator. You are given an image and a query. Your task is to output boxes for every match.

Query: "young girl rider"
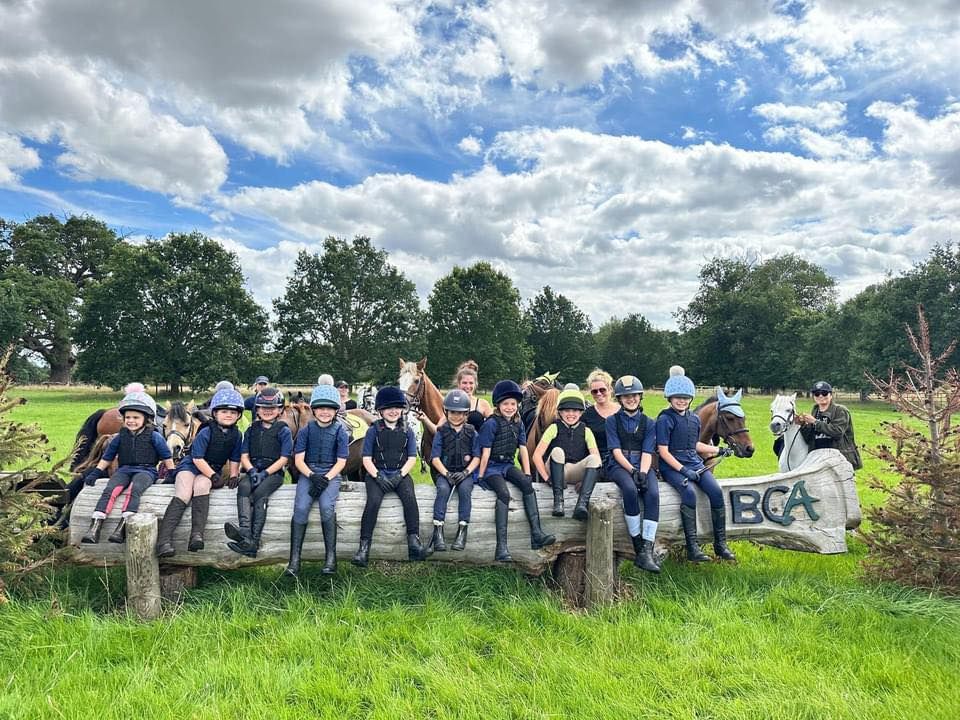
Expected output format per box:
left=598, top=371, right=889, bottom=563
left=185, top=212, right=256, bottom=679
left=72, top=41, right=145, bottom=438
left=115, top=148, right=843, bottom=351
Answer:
left=284, top=384, right=350, bottom=578
left=531, top=386, right=602, bottom=520
left=155, top=386, right=244, bottom=558
left=428, top=389, right=479, bottom=552
left=81, top=390, right=175, bottom=544
left=224, top=387, right=292, bottom=559
left=656, top=366, right=735, bottom=562
left=605, top=376, right=660, bottom=573
left=354, top=386, right=427, bottom=566
left=478, top=380, right=556, bottom=562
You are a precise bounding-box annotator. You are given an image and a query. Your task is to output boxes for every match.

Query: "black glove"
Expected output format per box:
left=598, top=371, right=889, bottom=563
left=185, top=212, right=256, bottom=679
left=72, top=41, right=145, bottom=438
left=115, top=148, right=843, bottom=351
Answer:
left=631, top=467, right=647, bottom=494
left=226, top=474, right=240, bottom=489
left=680, top=466, right=698, bottom=484
left=83, top=467, right=106, bottom=486
left=308, top=472, right=329, bottom=498
left=374, top=472, right=394, bottom=493
left=716, top=446, right=734, bottom=458
left=247, top=469, right=266, bottom=489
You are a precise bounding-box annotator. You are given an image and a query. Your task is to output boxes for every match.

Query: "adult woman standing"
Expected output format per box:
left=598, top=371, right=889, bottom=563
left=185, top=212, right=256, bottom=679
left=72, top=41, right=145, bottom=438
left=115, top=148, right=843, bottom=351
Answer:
left=581, top=369, right=618, bottom=471
left=453, top=360, right=492, bottom=432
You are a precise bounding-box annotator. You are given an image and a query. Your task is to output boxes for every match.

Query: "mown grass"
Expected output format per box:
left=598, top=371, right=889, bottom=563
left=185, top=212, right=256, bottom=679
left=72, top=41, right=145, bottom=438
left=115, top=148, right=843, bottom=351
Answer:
left=3, top=387, right=959, bottom=719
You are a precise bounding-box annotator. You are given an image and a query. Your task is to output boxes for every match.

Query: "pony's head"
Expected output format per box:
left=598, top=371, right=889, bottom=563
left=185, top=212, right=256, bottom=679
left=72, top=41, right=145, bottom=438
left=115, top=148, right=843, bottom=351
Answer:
left=398, top=357, right=427, bottom=399
left=708, top=387, right=754, bottom=458
left=769, top=393, right=798, bottom=436
left=163, top=400, right=198, bottom=461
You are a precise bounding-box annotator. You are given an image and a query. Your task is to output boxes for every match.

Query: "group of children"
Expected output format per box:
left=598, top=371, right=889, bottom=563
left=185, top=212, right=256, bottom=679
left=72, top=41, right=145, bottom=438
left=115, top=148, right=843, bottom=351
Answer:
left=79, top=365, right=738, bottom=575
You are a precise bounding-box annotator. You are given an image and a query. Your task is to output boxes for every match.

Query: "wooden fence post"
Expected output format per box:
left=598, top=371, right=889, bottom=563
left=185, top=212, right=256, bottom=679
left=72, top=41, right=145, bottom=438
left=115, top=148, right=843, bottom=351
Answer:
left=125, top=513, right=162, bottom=621
left=585, top=498, right=616, bottom=607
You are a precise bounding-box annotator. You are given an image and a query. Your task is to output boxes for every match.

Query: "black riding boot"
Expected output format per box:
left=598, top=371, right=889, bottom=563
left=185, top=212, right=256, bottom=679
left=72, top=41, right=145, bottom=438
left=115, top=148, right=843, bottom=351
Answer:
left=284, top=520, right=308, bottom=578
left=107, top=516, right=128, bottom=544
left=680, top=505, right=709, bottom=562
left=407, top=533, right=428, bottom=561
left=188, top=494, right=210, bottom=552
left=451, top=521, right=468, bottom=551
left=522, top=492, right=556, bottom=549
left=549, top=459, right=565, bottom=517
left=81, top=517, right=103, bottom=544
left=573, top=466, right=599, bottom=521
left=321, top=513, right=337, bottom=575
left=352, top=538, right=371, bottom=567
left=229, top=498, right=266, bottom=558
left=494, top=499, right=512, bottom=562
left=631, top=534, right=660, bottom=573
left=428, top=522, right=447, bottom=552
left=155, top=497, right=187, bottom=558
left=224, top=493, right=252, bottom=545
left=711, top=506, right=736, bottom=561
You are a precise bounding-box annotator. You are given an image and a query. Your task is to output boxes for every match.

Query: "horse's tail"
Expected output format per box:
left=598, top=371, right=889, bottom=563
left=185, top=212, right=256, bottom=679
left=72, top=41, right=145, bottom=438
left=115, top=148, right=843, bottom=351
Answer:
left=526, top=388, right=559, bottom=458
left=71, top=409, right=107, bottom=470
left=73, top=433, right=115, bottom=475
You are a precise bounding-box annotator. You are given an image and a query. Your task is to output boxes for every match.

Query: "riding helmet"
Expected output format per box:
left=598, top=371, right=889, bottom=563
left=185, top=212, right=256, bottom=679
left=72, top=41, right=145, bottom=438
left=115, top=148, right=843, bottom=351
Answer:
left=663, top=365, right=696, bottom=399
left=810, top=380, right=832, bottom=394
left=613, top=375, right=644, bottom=397
left=557, top=388, right=586, bottom=411
left=210, top=387, right=245, bottom=412
left=118, top=390, right=157, bottom=419
left=492, top=380, right=523, bottom=405
left=375, top=385, right=408, bottom=411
left=255, top=387, right=284, bottom=408
left=310, top=384, right=341, bottom=409
left=443, top=389, right=472, bottom=412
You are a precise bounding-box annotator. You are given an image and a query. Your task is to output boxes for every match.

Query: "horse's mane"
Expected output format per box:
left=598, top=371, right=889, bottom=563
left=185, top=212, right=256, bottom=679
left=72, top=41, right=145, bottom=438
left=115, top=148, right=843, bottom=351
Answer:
left=74, top=433, right=115, bottom=474
left=167, top=400, right=190, bottom=425
left=526, top=388, right=559, bottom=456
left=71, top=408, right=106, bottom=471
left=693, top=395, right=718, bottom=414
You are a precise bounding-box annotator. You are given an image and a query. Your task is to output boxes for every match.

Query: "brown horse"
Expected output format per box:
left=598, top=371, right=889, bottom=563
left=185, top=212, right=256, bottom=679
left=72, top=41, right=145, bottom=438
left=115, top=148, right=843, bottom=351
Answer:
left=397, top=357, right=445, bottom=464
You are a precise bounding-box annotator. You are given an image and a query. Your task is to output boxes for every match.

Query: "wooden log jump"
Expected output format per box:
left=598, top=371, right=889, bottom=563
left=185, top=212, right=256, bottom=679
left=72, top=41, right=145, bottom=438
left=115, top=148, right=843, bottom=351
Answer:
left=64, top=449, right=859, bottom=616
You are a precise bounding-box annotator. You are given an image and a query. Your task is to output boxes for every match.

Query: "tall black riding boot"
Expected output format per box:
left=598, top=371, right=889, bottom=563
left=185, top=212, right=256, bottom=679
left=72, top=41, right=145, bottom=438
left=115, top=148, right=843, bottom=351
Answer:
left=321, top=513, right=337, bottom=575
left=224, top=493, right=252, bottom=545
left=549, top=459, right=565, bottom=517
left=451, top=521, right=468, bottom=551
left=81, top=517, right=103, bottom=544
left=680, top=505, right=709, bottom=562
left=572, top=466, right=599, bottom=521
left=711, top=506, right=736, bottom=561
left=229, top=498, right=266, bottom=558
left=428, top=522, right=447, bottom=552
left=284, top=520, right=308, bottom=578
left=155, top=497, right=187, bottom=558
left=522, top=492, right=556, bottom=549
left=107, top=516, right=128, bottom=544
left=494, top=499, right=512, bottom=562
left=407, top=533, right=428, bottom=561
left=352, top=538, right=371, bottom=567
left=631, top=534, right=660, bottom=574
left=188, top=494, right=210, bottom=552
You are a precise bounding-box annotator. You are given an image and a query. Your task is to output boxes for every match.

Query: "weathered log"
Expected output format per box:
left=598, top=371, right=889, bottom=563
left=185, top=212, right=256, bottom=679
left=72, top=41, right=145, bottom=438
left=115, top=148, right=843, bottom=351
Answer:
left=125, top=513, right=161, bottom=620
left=585, top=498, right=615, bottom=607
left=159, top=565, right=197, bottom=603
left=65, top=449, right=860, bottom=574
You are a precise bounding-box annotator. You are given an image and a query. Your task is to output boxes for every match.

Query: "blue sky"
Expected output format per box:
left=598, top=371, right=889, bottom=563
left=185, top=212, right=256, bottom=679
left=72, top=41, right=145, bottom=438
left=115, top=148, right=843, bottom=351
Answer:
left=1, top=0, right=957, bottom=328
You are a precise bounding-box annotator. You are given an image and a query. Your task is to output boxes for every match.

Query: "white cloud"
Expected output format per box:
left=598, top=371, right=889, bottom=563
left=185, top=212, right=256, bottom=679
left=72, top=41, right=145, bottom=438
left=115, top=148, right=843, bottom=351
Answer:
left=753, top=101, right=847, bottom=130
left=458, top=136, right=484, bottom=155
left=728, top=77, right=750, bottom=102
left=762, top=126, right=873, bottom=160
left=0, top=133, right=40, bottom=184
left=219, top=126, right=959, bottom=327
left=867, top=99, right=960, bottom=186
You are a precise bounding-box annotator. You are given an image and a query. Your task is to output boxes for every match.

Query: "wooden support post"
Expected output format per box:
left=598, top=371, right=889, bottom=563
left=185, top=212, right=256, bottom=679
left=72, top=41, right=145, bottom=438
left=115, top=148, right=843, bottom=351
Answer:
left=159, top=566, right=197, bottom=604
left=585, top=498, right=615, bottom=607
left=125, top=513, right=161, bottom=621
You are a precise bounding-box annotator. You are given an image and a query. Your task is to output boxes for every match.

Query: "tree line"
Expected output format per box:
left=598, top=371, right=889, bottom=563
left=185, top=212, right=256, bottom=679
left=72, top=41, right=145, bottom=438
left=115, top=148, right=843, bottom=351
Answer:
left=1, top=213, right=955, bottom=394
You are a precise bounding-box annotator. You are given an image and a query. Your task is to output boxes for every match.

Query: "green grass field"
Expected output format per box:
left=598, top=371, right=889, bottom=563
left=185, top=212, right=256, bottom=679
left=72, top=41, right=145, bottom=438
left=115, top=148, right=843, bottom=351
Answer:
left=2, top=387, right=959, bottom=719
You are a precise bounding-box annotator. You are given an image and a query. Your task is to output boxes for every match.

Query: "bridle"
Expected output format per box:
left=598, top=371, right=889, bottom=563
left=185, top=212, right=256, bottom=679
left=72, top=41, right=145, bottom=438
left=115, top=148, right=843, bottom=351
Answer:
left=770, top=404, right=795, bottom=437
left=405, top=373, right=425, bottom=415
left=714, top=403, right=751, bottom=456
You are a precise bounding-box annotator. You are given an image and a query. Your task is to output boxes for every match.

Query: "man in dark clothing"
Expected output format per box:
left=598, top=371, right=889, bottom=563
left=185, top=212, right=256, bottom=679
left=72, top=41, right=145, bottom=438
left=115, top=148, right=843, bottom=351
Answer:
left=799, top=381, right=862, bottom=470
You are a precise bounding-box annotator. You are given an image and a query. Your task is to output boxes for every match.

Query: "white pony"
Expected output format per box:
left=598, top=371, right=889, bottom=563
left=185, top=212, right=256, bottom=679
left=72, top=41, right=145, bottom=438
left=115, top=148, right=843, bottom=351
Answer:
left=356, top=385, right=378, bottom=415
left=769, top=393, right=810, bottom=471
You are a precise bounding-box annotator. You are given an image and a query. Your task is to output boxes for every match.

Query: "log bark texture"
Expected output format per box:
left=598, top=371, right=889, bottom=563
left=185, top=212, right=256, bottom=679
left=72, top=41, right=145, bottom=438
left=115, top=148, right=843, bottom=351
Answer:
left=66, top=449, right=859, bottom=574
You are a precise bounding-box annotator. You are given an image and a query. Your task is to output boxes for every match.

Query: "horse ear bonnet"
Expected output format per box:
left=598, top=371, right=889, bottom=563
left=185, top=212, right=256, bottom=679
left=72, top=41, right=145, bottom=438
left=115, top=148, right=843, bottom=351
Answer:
left=663, top=365, right=696, bottom=399
left=310, top=384, right=341, bottom=409
left=119, top=391, right=157, bottom=419
left=375, top=386, right=408, bottom=410
left=492, top=380, right=523, bottom=405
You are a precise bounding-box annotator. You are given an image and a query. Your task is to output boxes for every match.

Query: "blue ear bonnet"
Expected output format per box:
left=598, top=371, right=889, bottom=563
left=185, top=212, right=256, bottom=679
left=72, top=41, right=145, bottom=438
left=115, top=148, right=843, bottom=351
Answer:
left=716, top=387, right=745, bottom=418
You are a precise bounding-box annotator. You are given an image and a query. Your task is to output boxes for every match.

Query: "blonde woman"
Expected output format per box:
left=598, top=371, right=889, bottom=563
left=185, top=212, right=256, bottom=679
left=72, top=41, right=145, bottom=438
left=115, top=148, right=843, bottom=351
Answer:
left=452, top=360, right=492, bottom=432
left=581, top=369, right=618, bottom=470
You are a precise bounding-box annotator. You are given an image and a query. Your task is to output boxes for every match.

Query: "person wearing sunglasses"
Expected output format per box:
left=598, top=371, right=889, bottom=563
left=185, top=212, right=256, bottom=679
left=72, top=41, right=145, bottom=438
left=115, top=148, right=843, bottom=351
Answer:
left=581, top=369, right=618, bottom=473
left=798, top=381, right=862, bottom=470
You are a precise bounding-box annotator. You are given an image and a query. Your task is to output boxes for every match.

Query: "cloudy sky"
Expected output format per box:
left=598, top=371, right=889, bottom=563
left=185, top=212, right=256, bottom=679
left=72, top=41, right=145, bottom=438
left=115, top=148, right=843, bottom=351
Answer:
left=1, top=0, right=958, bottom=329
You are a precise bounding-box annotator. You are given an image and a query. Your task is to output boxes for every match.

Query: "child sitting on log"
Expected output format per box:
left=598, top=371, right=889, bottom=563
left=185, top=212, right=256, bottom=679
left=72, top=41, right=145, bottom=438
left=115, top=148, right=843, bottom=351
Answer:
left=284, top=384, right=350, bottom=578
left=477, top=380, right=556, bottom=563
left=656, top=365, right=734, bottom=563
left=224, top=387, right=292, bottom=558
left=428, top=389, right=480, bottom=552
left=604, top=375, right=660, bottom=573
left=353, top=386, right=427, bottom=566
left=155, top=386, right=243, bottom=558
left=531, top=385, right=602, bottom=520
left=81, top=390, right=175, bottom=544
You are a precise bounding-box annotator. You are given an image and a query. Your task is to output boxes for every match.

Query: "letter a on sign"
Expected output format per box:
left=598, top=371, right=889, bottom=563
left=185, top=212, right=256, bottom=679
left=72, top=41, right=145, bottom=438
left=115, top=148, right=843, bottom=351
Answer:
left=782, top=480, right=821, bottom=525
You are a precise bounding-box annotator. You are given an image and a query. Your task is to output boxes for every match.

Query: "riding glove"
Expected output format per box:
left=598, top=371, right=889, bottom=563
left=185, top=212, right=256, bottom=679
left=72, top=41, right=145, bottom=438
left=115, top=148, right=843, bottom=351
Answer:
left=226, top=474, right=240, bottom=489
left=680, top=466, right=699, bottom=483
left=374, top=472, right=395, bottom=494
left=716, top=446, right=735, bottom=458
left=447, top=471, right=465, bottom=485
left=308, top=472, right=329, bottom=498
left=83, top=467, right=106, bottom=486
left=631, top=467, right=647, bottom=493
left=247, top=469, right=266, bottom=489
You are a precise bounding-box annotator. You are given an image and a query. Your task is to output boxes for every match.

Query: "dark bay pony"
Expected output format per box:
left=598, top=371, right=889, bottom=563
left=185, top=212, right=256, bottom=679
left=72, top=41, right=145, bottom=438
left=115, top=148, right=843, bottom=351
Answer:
left=397, top=357, right=445, bottom=464
left=693, top=387, right=755, bottom=468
